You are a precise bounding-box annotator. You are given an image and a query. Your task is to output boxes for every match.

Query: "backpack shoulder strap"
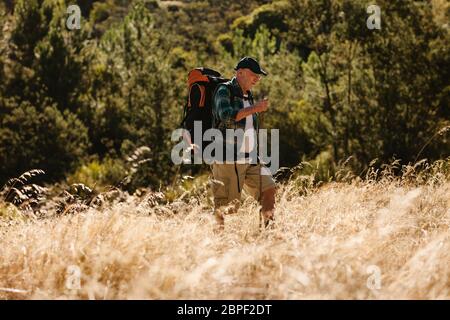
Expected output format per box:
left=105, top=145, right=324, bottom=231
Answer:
left=188, top=83, right=204, bottom=108
left=180, top=83, right=204, bottom=127
left=247, top=91, right=254, bottom=105
left=215, top=81, right=237, bottom=104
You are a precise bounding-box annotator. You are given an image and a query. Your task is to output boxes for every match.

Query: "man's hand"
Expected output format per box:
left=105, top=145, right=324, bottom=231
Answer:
left=235, top=98, right=269, bottom=121
left=254, top=98, right=269, bottom=113
left=187, top=143, right=200, bottom=154
left=182, top=131, right=200, bottom=154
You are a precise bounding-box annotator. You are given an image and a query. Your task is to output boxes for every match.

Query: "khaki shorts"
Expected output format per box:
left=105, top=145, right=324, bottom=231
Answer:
left=211, top=162, right=276, bottom=209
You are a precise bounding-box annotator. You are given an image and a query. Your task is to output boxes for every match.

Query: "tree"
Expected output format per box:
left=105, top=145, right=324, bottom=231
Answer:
left=88, top=1, right=183, bottom=187
left=0, top=99, right=89, bottom=183
left=0, top=0, right=91, bottom=184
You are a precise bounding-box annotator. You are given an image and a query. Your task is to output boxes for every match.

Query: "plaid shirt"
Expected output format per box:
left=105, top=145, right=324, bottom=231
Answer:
left=212, top=77, right=259, bottom=131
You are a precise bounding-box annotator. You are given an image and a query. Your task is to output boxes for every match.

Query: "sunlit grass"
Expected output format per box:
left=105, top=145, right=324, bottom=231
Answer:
left=0, top=160, right=449, bottom=299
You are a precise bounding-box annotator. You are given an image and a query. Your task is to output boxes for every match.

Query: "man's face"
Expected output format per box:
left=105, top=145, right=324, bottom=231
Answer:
left=237, top=68, right=261, bottom=91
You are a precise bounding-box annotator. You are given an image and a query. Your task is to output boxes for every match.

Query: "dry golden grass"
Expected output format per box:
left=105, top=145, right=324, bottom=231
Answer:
left=0, top=163, right=449, bottom=300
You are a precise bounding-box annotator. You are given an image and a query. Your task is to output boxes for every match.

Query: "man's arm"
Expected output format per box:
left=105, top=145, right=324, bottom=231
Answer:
left=214, top=85, right=269, bottom=125
left=213, top=85, right=238, bottom=126
left=235, top=99, right=269, bottom=122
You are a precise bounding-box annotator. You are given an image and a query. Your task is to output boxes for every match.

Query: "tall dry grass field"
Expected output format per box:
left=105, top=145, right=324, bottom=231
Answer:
left=0, top=161, right=449, bottom=299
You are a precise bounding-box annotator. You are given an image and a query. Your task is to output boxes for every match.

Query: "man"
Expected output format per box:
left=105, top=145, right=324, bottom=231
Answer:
left=211, top=57, right=276, bottom=230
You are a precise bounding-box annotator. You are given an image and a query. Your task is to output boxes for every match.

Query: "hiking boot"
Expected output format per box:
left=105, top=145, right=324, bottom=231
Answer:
left=259, top=210, right=274, bottom=230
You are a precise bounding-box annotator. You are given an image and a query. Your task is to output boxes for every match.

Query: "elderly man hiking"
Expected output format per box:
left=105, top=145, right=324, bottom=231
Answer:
left=211, top=57, right=276, bottom=230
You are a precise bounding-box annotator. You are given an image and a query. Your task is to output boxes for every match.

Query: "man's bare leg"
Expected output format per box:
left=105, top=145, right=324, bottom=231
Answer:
left=214, top=208, right=225, bottom=232
left=213, top=200, right=240, bottom=232
left=260, top=187, right=276, bottom=228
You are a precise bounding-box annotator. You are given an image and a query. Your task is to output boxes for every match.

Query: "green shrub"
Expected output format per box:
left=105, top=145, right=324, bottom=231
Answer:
left=67, top=157, right=125, bottom=189
left=0, top=100, right=90, bottom=184
left=0, top=202, right=27, bottom=222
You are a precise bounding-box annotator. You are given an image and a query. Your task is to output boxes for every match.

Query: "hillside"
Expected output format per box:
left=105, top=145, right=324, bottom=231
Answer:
left=0, top=0, right=449, bottom=300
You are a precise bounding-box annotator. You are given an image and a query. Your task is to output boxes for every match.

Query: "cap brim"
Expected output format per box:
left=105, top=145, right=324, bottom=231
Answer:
left=235, top=66, right=268, bottom=76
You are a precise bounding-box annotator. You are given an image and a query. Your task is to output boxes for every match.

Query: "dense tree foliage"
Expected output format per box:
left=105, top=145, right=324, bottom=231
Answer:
left=0, top=0, right=448, bottom=188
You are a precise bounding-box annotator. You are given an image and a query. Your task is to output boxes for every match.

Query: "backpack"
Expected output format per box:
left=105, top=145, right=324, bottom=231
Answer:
left=180, top=68, right=229, bottom=150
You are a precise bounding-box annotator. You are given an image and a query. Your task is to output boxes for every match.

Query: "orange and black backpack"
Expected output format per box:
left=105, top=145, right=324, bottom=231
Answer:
left=180, top=68, right=229, bottom=150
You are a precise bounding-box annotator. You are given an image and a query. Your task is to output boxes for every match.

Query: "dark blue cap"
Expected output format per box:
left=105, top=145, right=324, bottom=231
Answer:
left=234, top=57, right=267, bottom=76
